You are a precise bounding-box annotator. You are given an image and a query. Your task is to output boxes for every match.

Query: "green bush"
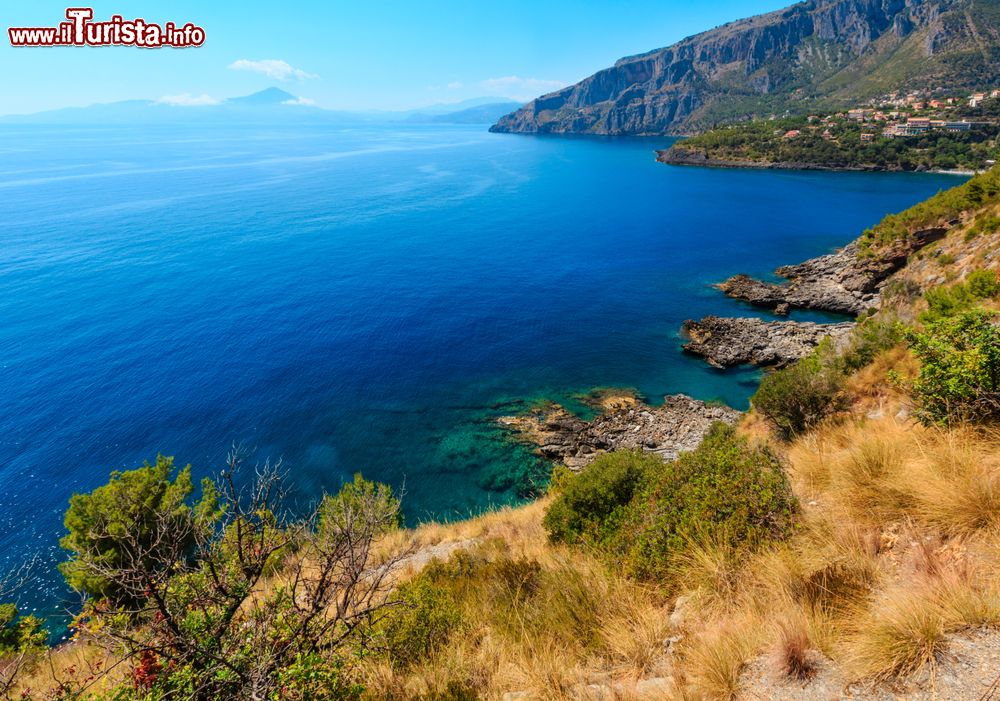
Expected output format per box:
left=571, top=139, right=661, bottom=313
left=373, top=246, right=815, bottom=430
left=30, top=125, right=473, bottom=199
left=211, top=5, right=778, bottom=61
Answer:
left=0, top=603, right=46, bottom=655
left=967, top=269, right=1000, bottom=298
left=752, top=344, right=847, bottom=439
left=616, top=424, right=797, bottom=579
left=837, top=316, right=906, bottom=374
left=59, top=455, right=218, bottom=605
left=319, top=473, right=402, bottom=538
left=906, top=309, right=1000, bottom=425
left=965, top=213, right=1000, bottom=241
left=922, top=269, right=1000, bottom=322
left=542, top=451, right=660, bottom=546
left=380, top=567, right=463, bottom=667
left=273, top=653, right=363, bottom=701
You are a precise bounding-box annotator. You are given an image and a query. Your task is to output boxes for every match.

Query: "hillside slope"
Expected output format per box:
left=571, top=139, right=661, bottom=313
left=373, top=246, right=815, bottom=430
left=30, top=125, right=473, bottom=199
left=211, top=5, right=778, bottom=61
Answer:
left=492, top=0, right=1000, bottom=135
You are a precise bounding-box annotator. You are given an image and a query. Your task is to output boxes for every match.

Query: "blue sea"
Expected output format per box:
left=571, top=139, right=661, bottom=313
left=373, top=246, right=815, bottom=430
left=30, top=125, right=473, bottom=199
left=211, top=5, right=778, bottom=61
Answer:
left=0, top=122, right=961, bottom=624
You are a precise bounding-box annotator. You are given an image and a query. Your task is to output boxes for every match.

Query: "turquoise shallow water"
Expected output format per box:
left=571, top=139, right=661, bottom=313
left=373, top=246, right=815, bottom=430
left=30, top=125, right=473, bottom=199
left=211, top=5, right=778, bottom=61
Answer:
left=0, top=122, right=962, bottom=622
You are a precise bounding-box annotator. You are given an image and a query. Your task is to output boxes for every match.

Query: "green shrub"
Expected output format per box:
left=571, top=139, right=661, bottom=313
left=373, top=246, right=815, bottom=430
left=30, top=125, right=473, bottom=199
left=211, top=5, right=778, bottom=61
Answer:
left=922, top=270, right=1000, bottom=322
left=616, top=424, right=797, bottom=579
left=319, top=473, right=402, bottom=538
left=380, top=570, right=463, bottom=667
left=906, top=309, right=1000, bottom=425
left=965, top=213, right=1000, bottom=241
left=967, top=269, right=1000, bottom=298
left=752, top=344, right=846, bottom=439
left=838, top=316, right=906, bottom=374
left=59, top=455, right=218, bottom=605
left=542, top=451, right=659, bottom=546
left=274, top=653, right=363, bottom=701
left=0, top=603, right=46, bottom=655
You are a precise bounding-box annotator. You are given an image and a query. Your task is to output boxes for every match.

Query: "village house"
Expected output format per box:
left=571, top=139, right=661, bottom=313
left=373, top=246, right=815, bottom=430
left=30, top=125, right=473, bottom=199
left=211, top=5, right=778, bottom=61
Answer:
left=783, top=130, right=801, bottom=139
left=860, top=132, right=874, bottom=142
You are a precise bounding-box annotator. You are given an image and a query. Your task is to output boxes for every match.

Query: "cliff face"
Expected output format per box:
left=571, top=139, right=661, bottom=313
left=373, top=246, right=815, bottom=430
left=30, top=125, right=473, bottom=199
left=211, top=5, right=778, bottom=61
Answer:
left=492, top=0, right=997, bottom=135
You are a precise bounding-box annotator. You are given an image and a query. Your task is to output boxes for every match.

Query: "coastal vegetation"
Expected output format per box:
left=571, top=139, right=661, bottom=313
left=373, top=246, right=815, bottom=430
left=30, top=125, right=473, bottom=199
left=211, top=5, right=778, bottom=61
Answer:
left=5, top=171, right=1000, bottom=700
left=860, top=164, right=1000, bottom=250
left=544, top=427, right=797, bottom=579
left=660, top=116, right=999, bottom=172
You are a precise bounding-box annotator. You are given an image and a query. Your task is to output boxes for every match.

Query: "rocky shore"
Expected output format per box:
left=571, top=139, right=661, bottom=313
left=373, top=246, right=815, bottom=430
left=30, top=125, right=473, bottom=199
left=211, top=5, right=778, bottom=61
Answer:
left=718, top=230, right=949, bottom=315
left=655, top=147, right=893, bottom=172
left=682, top=316, right=855, bottom=368
left=496, top=204, right=949, bottom=473
left=498, top=394, right=739, bottom=470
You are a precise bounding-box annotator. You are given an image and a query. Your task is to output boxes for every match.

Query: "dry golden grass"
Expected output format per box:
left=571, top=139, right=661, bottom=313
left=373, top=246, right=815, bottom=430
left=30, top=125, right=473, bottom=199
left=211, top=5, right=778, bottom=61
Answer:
left=905, top=428, right=1000, bottom=535
left=598, top=596, right=673, bottom=679
left=668, top=537, right=747, bottom=618
left=380, top=345, right=1000, bottom=699
left=680, top=617, right=763, bottom=701
left=845, top=583, right=952, bottom=682
left=772, top=612, right=819, bottom=681
left=12, top=638, right=124, bottom=699
left=785, top=414, right=1000, bottom=537
left=843, top=345, right=917, bottom=403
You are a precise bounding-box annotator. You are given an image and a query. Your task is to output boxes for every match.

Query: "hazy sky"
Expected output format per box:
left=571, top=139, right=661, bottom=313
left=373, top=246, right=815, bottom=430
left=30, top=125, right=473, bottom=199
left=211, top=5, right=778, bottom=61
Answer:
left=1, top=1, right=791, bottom=115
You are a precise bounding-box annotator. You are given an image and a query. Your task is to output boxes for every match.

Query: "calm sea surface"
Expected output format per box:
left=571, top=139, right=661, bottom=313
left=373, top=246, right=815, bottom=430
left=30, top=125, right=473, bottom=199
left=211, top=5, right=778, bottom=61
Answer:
left=0, top=122, right=962, bottom=623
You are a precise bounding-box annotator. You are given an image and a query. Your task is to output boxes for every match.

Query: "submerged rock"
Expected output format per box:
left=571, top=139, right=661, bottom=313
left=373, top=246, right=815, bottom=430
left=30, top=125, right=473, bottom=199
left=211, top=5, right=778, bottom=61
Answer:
left=498, top=394, right=740, bottom=471
left=682, top=316, right=855, bottom=369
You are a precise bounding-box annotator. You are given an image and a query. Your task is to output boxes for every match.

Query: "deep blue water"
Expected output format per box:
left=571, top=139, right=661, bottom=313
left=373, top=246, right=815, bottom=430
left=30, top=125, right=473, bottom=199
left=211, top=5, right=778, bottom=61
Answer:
left=0, top=122, right=962, bottom=623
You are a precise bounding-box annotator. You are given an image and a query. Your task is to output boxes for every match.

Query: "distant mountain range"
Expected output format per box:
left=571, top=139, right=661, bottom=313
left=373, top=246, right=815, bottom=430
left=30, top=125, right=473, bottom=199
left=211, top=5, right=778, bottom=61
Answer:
left=492, top=0, right=1000, bottom=136
left=405, top=101, right=522, bottom=124
left=0, top=89, right=522, bottom=126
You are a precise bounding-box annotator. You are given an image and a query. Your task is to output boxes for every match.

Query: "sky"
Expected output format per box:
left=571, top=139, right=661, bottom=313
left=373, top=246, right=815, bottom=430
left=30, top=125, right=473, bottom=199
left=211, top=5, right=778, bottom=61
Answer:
left=1, top=1, right=793, bottom=115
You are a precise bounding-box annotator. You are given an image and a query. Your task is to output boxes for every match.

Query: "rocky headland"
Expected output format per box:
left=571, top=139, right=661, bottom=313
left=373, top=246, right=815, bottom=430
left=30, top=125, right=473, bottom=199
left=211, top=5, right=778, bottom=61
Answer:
left=718, top=228, right=950, bottom=315
left=682, top=316, right=855, bottom=368
left=655, top=146, right=901, bottom=172
left=498, top=393, right=739, bottom=471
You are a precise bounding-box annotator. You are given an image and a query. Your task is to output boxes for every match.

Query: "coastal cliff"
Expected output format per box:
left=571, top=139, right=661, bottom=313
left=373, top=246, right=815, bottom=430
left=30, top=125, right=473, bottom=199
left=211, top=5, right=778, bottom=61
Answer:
left=491, top=0, right=998, bottom=136
left=717, top=228, right=950, bottom=315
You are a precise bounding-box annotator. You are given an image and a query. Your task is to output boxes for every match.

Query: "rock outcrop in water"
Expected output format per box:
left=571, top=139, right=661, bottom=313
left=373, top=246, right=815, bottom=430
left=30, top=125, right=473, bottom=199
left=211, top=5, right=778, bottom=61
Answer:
left=498, top=394, right=740, bottom=471
left=718, top=228, right=950, bottom=315
left=682, top=316, right=855, bottom=368
left=491, top=0, right=993, bottom=136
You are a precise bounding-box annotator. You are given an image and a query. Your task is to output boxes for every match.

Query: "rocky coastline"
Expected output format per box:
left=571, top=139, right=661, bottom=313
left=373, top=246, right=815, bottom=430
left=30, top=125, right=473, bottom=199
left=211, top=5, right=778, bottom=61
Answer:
left=498, top=393, right=739, bottom=471
left=718, top=230, right=949, bottom=315
left=681, top=316, right=855, bottom=369
left=496, top=196, right=950, bottom=472
left=655, top=147, right=898, bottom=173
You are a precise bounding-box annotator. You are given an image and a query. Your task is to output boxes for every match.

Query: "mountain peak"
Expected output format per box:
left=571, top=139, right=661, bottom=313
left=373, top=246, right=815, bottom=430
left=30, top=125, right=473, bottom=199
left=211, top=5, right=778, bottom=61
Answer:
left=226, top=88, right=299, bottom=106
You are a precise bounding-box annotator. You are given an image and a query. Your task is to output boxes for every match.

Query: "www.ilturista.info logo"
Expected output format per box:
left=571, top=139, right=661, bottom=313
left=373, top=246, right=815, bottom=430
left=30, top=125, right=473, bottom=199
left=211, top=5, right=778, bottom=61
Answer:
left=8, top=8, right=206, bottom=48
